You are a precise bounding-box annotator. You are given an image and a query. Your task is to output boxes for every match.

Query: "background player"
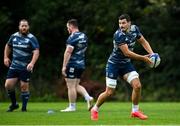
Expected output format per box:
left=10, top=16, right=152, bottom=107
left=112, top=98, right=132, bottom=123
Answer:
left=61, top=19, right=93, bottom=112
left=4, top=19, right=40, bottom=112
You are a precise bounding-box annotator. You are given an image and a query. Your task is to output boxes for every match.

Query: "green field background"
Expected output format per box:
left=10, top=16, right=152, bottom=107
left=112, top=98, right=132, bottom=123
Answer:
left=0, top=102, right=180, bottom=125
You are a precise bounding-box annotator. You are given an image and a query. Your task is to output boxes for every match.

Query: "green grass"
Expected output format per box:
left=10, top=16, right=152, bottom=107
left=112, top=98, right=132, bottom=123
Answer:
left=0, top=102, right=180, bottom=125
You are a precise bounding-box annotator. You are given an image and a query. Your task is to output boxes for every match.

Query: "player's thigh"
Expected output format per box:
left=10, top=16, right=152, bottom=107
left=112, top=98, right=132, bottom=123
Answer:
left=19, top=69, right=32, bottom=82
left=5, top=69, right=19, bottom=89
left=65, top=66, right=84, bottom=79
left=123, top=71, right=139, bottom=84
left=123, top=70, right=141, bottom=89
left=106, top=63, right=119, bottom=88
left=65, top=78, right=79, bottom=89
left=19, top=70, right=31, bottom=92
left=5, top=78, right=18, bottom=89
left=65, top=66, right=84, bottom=87
left=74, top=68, right=84, bottom=85
left=121, top=63, right=138, bottom=83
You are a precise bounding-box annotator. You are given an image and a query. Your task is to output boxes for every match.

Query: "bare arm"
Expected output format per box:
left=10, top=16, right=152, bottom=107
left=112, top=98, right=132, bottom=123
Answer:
left=119, top=44, right=152, bottom=64
left=4, top=44, right=12, bottom=67
left=61, top=45, right=74, bottom=76
left=137, top=35, right=154, bottom=54
left=27, top=49, right=40, bottom=71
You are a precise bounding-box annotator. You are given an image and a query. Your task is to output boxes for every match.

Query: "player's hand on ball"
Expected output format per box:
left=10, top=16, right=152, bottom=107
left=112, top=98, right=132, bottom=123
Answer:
left=148, top=53, right=161, bottom=68
left=143, top=55, right=153, bottom=65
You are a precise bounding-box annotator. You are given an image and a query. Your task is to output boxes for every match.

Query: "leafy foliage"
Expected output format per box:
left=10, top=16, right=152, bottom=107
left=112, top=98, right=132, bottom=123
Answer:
left=0, top=0, right=180, bottom=101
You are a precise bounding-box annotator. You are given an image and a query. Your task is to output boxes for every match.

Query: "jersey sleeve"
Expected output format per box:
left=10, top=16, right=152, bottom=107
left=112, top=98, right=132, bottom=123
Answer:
left=7, top=34, right=14, bottom=47
left=135, top=25, right=142, bottom=39
left=66, top=35, right=77, bottom=47
left=31, top=36, right=40, bottom=50
left=114, top=32, right=126, bottom=46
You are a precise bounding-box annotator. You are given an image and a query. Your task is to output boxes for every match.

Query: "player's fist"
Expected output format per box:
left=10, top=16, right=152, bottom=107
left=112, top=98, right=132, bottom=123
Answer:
left=143, top=55, right=153, bottom=65
left=27, top=63, right=34, bottom=72
left=4, top=57, right=11, bottom=67
left=61, top=67, right=67, bottom=77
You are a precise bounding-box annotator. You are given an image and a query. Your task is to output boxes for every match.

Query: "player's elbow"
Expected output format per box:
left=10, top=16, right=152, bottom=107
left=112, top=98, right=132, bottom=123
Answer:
left=34, top=49, right=40, bottom=56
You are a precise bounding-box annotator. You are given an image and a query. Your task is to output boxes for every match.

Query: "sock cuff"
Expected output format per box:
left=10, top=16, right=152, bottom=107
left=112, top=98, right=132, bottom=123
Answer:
left=21, top=92, right=30, bottom=96
left=93, top=104, right=99, bottom=111
left=84, top=94, right=91, bottom=101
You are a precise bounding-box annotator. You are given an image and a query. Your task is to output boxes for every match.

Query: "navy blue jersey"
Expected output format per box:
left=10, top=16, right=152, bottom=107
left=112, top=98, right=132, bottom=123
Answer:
left=7, top=32, right=39, bottom=70
left=108, top=25, right=142, bottom=64
left=66, top=32, right=88, bottom=69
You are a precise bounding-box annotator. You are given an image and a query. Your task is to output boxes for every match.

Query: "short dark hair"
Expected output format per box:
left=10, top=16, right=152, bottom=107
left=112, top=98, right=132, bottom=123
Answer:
left=119, top=14, right=131, bottom=22
left=19, top=19, right=29, bottom=25
left=67, top=19, right=78, bottom=28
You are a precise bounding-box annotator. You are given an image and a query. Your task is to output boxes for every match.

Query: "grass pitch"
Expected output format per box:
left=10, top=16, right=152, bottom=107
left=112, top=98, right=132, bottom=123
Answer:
left=0, top=102, right=180, bottom=125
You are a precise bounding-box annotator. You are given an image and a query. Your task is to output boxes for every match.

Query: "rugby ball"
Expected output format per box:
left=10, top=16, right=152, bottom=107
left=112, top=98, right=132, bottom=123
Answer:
left=149, top=53, right=161, bottom=68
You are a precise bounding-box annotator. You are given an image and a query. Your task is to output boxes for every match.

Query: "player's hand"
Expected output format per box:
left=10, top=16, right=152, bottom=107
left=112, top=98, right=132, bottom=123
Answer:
left=27, top=63, right=34, bottom=72
left=4, top=57, right=11, bottom=67
left=143, top=55, right=153, bottom=65
left=61, top=67, right=67, bottom=77
left=144, top=54, right=152, bottom=58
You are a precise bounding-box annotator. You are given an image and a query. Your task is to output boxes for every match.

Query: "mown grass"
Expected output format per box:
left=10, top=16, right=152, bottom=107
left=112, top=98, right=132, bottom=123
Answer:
left=0, top=102, right=180, bottom=125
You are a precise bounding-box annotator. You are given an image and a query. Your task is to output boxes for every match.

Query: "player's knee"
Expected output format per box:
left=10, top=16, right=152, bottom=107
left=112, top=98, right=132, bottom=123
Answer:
left=5, top=82, right=13, bottom=90
left=21, top=87, right=29, bottom=92
left=132, top=81, right=141, bottom=91
left=20, top=83, right=29, bottom=92
left=5, top=84, right=10, bottom=90
left=105, top=89, right=114, bottom=97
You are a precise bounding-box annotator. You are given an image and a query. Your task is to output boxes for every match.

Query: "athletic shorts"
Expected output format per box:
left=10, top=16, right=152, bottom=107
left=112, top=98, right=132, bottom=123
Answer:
left=66, top=66, right=84, bottom=79
left=6, top=68, right=32, bottom=82
left=106, top=62, right=136, bottom=79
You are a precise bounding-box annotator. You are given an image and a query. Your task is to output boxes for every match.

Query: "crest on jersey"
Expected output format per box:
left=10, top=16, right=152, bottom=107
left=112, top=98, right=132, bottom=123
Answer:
left=24, top=38, right=29, bottom=43
left=13, top=38, right=17, bottom=42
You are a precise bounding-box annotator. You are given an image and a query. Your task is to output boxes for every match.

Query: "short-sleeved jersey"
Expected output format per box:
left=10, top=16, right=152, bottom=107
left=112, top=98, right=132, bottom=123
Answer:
left=108, top=25, right=142, bottom=64
left=7, top=32, right=39, bottom=70
left=66, top=31, right=88, bottom=69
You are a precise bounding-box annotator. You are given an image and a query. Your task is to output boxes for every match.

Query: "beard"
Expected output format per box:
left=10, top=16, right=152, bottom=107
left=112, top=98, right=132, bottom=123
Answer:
left=20, top=29, right=29, bottom=35
left=120, top=27, right=126, bottom=32
left=120, top=27, right=129, bottom=33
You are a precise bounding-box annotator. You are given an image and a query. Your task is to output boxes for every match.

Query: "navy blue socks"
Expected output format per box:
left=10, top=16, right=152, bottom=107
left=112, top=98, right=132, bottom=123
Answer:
left=21, top=92, right=30, bottom=111
left=7, top=90, right=17, bottom=106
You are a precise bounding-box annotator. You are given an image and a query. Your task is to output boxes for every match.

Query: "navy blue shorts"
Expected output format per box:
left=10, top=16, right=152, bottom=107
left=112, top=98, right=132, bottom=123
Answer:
left=6, top=68, right=32, bottom=82
left=66, top=66, right=84, bottom=79
left=106, top=62, right=136, bottom=79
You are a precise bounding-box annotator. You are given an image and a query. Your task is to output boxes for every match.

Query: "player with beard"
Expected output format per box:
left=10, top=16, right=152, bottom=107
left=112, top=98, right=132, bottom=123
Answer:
left=4, top=19, right=40, bottom=112
left=90, top=14, right=154, bottom=120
